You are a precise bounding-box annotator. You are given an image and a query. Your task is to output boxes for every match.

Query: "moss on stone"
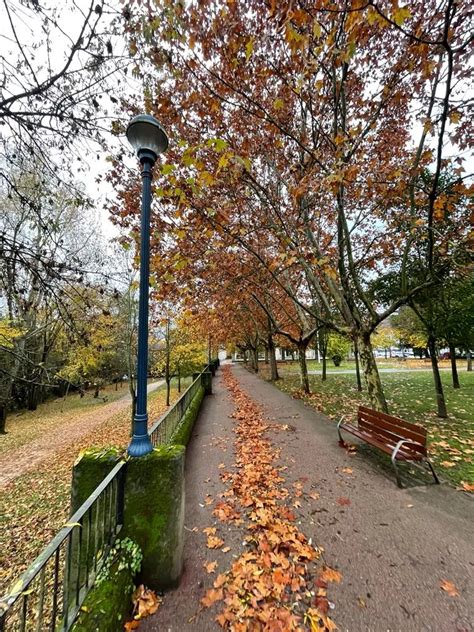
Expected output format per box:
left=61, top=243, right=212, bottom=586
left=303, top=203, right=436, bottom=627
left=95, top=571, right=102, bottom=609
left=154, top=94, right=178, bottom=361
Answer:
left=123, top=446, right=185, bottom=590
left=70, top=538, right=141, bottom=632
left=70, top=446, right=123, bottom=513
left=170, top=386, right=205, bottom=446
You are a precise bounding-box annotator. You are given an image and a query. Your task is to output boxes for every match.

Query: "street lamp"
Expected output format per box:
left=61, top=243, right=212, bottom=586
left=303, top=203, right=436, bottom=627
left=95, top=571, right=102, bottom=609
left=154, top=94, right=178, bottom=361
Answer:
left=126, top=114, right=169, bottom=457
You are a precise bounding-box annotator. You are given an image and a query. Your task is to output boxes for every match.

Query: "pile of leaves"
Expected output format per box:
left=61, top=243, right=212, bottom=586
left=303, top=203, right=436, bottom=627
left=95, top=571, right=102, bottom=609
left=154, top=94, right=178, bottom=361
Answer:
left=200, top=366, right=339, bottom=631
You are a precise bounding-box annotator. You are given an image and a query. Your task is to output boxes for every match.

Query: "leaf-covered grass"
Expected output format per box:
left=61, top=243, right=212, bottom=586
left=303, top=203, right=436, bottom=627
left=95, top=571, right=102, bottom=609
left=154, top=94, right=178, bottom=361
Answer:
left=0, top=383, right=187, bottom=595
left=0, top=382, right=131, bottom=455
left=280, top=358, right=454, bottom=373
left=263, top=364, right=474, bottom=488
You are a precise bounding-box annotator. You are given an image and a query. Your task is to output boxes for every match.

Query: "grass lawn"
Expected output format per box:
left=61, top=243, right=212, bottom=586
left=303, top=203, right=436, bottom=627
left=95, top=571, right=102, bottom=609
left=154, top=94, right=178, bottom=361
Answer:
left=0, top=378, right=191, bottom=595
left=0, top=381, right=130, bottom=455
left=281, top=358, right=454, bottom=372
left=261, top=363, right=474, bottom=489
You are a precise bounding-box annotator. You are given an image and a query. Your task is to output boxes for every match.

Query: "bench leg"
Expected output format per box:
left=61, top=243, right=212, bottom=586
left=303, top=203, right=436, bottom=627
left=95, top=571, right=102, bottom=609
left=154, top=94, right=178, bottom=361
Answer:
left=425, top=458, right=440, bottom=485
left=391, top=454, right=403, bottom=488
left=337, top=416, right=345, bottom=446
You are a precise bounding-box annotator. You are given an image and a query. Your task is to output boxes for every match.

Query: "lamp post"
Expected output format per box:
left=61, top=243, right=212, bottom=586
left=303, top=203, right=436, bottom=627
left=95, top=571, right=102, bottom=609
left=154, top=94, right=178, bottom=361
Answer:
left=126, top=114, right=169, bottom=457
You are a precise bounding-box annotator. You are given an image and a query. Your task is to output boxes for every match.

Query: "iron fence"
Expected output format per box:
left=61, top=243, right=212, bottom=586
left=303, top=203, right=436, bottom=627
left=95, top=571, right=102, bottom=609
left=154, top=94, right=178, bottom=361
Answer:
left=0, top=369, right=208, bottom=631
left=149, top=372, right=204, bottom=446
left=0, top=461, right=126, bottom=632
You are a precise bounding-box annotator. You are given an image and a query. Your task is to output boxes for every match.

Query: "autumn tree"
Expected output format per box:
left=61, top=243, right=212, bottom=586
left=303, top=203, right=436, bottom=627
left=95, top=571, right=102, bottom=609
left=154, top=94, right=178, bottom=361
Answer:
left=112, top=0, right=472, bottom=413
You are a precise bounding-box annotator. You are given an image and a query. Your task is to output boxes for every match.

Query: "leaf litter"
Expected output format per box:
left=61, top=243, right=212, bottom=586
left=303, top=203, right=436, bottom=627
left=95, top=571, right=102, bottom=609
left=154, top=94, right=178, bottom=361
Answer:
left=200, top=366, right=338, bottom=631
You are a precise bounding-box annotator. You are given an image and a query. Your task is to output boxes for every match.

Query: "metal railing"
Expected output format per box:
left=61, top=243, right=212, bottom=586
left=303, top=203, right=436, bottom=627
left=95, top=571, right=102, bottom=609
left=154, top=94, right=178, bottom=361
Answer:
left=0, top=369, right=210, bottom=631
left=0, top=461, right=126, bottom=631
left=149, top=371, right=204, bottom=446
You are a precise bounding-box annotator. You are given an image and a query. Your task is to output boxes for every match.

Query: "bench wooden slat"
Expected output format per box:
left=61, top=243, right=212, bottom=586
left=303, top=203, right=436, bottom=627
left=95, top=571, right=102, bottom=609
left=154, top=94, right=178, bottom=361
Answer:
left=340, top=423, right=425, bottom=460
left=358, top=414, right=426, bottom=447
left=359, top=406, right=427, bottom=440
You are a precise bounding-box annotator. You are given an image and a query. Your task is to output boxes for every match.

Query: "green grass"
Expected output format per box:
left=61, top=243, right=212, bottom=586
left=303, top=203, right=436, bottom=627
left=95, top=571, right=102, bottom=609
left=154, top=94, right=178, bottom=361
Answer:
left=265, top=364, right=474, bottom=488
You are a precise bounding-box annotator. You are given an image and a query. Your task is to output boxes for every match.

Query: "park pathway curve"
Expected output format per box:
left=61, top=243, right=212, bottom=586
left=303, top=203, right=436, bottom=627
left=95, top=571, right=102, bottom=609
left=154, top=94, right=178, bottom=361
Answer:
left=143, top=363, right=473, bottom=632
left=0, top=381, right=163, bottom=489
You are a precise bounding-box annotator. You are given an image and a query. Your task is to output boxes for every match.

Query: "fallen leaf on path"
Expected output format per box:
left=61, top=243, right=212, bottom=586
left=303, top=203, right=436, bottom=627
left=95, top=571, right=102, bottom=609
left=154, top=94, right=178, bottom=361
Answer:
left=357, top=596, right=366, bottom=608
left=131, top=584, right=161, bottom=618
left=203, top=527, right=216, bottom=535
left=207, top=535, right=225, bottom=549
left=218, top=463, right=226, bottom=469
left=460, top=481, right=474, bottom=492
left=440, top=461, right=456, bottom=468
left=320, top=567, right=342, bottom=584
left=204, top=561, right=218, bottom=573
left=221, top=546, right=231, bottom=553
left=309, top=492, right=320, bottom=500
left=341, top=467, right=353, bottom=474
left=201, top=587, right=224, bottom=608
left=440, top=580, right=459, bottom=597
left=124, top=621, right=139, bottom=631
left=337, top=497, right=351, bottom=506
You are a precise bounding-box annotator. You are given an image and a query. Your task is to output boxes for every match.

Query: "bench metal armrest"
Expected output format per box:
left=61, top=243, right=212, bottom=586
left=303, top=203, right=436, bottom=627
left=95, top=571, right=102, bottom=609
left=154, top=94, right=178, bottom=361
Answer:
left=391, top=439, right=425, bottom=462
left=337, top=415, right=346, bottom=443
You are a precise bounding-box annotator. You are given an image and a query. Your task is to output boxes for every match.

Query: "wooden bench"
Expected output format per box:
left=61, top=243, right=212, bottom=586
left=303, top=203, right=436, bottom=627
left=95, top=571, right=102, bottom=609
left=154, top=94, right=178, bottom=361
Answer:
left=337, top=405, right=439, bottom=488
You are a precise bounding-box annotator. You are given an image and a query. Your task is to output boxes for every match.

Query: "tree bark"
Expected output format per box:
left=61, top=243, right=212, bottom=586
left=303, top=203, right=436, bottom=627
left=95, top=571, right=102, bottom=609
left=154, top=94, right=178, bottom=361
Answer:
left=268, top=334, right=279, bottom=381
left=357, top=332, right=388, bottom=412
left=354, top=340, right=362, bottom=392
left=298, top=345, right=310, bottom=393
left=0, top=405, right=6, bottom=433
left=320, top=329, right=328, bottom=381
left=449, top=344, right=460, bottom=389
left=428, top=335, right=447, bottom=418
left=250, top=348, right=259, bottom=373
left=467, top=351, right=472, bottom=372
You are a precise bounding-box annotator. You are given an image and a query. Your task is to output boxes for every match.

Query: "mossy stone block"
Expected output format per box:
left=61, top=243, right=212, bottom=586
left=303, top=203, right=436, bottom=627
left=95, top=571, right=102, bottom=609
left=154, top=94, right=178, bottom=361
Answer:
left=71, top=447, right=123, bottom=513
left=123, top=446, right=185, bottom=590
left=70, top=539, right=140, bottom=632
left=170, top=386, right=204, bottom=446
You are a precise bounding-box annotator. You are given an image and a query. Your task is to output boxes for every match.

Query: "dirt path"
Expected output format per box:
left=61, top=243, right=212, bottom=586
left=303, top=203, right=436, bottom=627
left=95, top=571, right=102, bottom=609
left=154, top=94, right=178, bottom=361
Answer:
left=0, top=381, right=163, bottom=489
left=144, top=365, right=473, bottom=632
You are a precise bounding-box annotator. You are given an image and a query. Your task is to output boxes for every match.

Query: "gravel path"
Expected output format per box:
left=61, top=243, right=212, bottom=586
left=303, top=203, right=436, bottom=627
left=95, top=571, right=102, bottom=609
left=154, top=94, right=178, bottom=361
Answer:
left=144, top=365, right=473, bottom=632
left=0, top=381, right=163, bottom=489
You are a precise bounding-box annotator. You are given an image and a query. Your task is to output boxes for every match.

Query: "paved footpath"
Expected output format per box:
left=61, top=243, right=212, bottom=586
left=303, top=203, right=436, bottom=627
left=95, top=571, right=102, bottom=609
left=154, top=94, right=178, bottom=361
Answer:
left=143, top=365, right=473, bottom=632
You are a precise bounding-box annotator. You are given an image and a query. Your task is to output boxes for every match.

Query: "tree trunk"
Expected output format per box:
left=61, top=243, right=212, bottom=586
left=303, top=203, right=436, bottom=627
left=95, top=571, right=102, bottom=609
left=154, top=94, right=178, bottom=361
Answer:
left=166, top=379, right=171, bottom=407
left=27, top=384, right=41, bottom=411
left=357, top=332, right=388, bottom=413
left=467, top=351, right=472, bottom=372
left=178, top=370, right=181, bottom=393
left=320, top=329, right=328, bottom=381
left=93, top=384, right=100, bottom=399
left=250, top=348, right=259, bottom=373
left=449, top=344, right=460, bottom=389
left=428, top=335, right=447, bottom=418
left=264, top=347, right=269, bottom=364
left=298, top=345, right=310, bottom=394
left=0, top=405, right=7, bottom=434
left=268, top=335, right=279, bottom=381
left=354, top=340, right=362, bottom=392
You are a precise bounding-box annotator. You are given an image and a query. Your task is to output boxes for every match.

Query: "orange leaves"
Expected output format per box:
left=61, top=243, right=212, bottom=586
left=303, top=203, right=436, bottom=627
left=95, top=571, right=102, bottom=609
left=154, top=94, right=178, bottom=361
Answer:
left=201, top=587, right=224, bottom=608
left=336, top=497, right=351, bottom=506
left=124, top=585, right=161, bottom=629
left=204, top=560, right=218, bottom=573
left=440, top=579, right=459, bottom=597
left=199, top=366, right=337, bottom=630
left=207, top=535, right=225, bottom=549
left=320, top=567, right=342, bottom=584
left=213, top=501, right=241, bottom=522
